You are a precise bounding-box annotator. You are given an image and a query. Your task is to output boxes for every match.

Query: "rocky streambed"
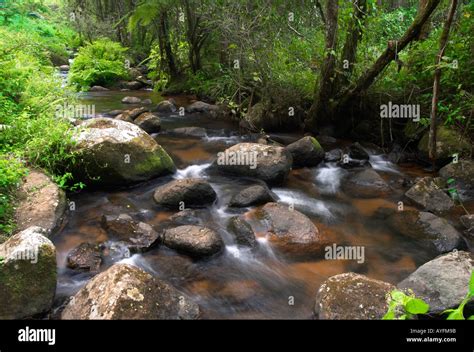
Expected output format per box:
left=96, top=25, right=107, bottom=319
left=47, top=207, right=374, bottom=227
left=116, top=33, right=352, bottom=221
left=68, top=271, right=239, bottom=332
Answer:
left=1, top=89, right=473, bottom=320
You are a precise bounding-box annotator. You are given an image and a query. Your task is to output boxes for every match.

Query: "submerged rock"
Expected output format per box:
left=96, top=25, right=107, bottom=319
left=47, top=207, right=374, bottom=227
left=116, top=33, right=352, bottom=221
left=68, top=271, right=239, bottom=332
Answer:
left=227, top=216, right=258, bottom=247
left=0, top=227, right=57, bottom=319
left=101, top=214, right=160, bottom=252
left=122, top=96, right=141, bottom=104
left=61, top=263, right=200, bottom=319
left=314, top=272, right=395, bottom=320
left=66, top=242, right=103, bottom=272
left=134, top=112, right=161, bottom=134
left=168, top=127, right=207, bottom=138
left=153, top=178, right=217, bottom=209
left=89, top=85, right=109, bottom=92
left=73, top=118, right=175, bottom=186
left=14, top=169, right=67, bottom=236
left=259, top=202, right=322, bottom=254
left=286, top=136, right=325, bottom=168
left=228, top=184, right=277, bottom=208
left=163, top=225, right=224, bottom=258
left=214, top=143, right=293, bottom=185
left=405, top=177, right=454, bottom=214
left=342, top=169, right=391, bottom=198
left=397, top=251, right=473, bottom=314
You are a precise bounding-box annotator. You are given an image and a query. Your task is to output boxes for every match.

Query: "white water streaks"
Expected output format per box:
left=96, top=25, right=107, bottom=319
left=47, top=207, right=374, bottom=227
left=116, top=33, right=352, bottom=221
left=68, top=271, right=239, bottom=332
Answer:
left=369, top=154, right=401, bottom=174
left=272, top=189, right=334, bottom=220
left=314, top=163, right=346, bottom=194
left=174, top=163, right=211, bottom=179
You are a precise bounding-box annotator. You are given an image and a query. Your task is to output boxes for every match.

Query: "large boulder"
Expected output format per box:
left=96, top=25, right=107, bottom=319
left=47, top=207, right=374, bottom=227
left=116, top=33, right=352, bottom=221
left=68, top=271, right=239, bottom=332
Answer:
left=259, top=202, right=322, bottom=254
left=163, top=225, right=224, bottom=258
left=101, top=214, right=160, bottom=252
left=214, top=143, right=293, bottom=185
left=439, top=160, right=474, bottom=200
left=0, top=227, right=57, bottom=319
left=405, top=177, right=454, bottom=214
left=228, top=184, right=277, bottom=208
left=14, top=169, right=67, bottom=236
left=153, top=179, right=217, bottom=209
left=342, top=169, right=391, bottom=198
left=227, top=216, right=258, bottom=247
left=61, top=263, right=200, bottom=319
left=73, top=118, right=175, bottom=186
left=186, top=101, right=217, bottom=114
left=418, top=126, right=471, bottom=163
left=397, top=251, right=473, bottom=314
left=66, top=242, right=103, bottom=272
left=387, top=210, right=464, bottom=254
left=134, top=112, right=161, bottom=134
left=286, top=136, right=325, bottom=168
left=314, top=272, right=395, bottom=320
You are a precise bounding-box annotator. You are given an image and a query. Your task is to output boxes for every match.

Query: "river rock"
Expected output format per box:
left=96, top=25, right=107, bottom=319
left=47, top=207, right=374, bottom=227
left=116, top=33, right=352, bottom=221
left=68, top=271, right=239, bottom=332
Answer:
left=314, top=272, right=395, bottom=320
left=397, top=251, right=473, bottom=314
left=0, top=227, right=57, bottom=319
left=439, top=160, right=474, bottom=199
left=168, top=127, right=207, bottom=138
left=342, top=169, right=391, bottom=198
left=101, top=214, right=160, bottom=252
left=66, top=242, right=103, bottom=272
left=228, top=184, right=277, bottom=208
left=61, top=263, right=200, bottom=319
left=325, top=148, right=343, bottom=162
left=227, top=216, right=257, bottom=247
left=107, top=109, right=123, bottom=117
left=168, top=209, right=209, bottom=226
left=122, top=96, right=141, bottom=104
left=260, top=202, right=322, bottom=253
left=134, top=112, right=161, bottom=134
left=59, top=64, right=70, bottom=71
left=115, top=113, right=133, bottom=123
left=286, top=136, right=325, bottom=168
left=163, top=225, right=224, bottom=258
left=460, top=214, right=474, bottom=230
left=122, top=81, right=143, bottom=90
left=387, top=210, right=464, bottom=254
left=126, top=107, right=149, bottom=120
left=186, top=101, right=216, bottom=113
left=405, top=177, right=454, bottom=214
left=214, top=143, right=293, bottom=185
left=89, top=85, right=109, bottom=92
left=153, top=179, right=217, bottom=209
left=142, top=99, right=152, bottom=105
left=14, top=169, right=67, bottom=236
left=73, top=118, right=175, bottom=186
left=155, top=100, right=177, bottom=113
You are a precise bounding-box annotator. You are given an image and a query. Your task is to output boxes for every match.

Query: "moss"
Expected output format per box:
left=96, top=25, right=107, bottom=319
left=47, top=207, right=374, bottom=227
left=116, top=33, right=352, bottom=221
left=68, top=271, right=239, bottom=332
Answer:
left=418, top=126, right=471, bottom=159
left=134, top=146, right=176, bottom=176
left=310, top=137, right=323, bottom=152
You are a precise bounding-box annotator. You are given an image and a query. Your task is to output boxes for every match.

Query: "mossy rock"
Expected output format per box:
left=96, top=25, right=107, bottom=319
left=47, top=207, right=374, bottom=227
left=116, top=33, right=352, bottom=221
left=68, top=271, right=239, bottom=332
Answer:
left=418, top=126, right=471, bottom=162
left=0, top=227, right=57, bottom=319
left=73, top=118, right=175, bottom=187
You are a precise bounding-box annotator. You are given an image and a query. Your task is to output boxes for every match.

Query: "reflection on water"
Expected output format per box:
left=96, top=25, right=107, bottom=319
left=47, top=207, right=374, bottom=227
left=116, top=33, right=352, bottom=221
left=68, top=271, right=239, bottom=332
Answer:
left=52, top=92, right=472, bottom=319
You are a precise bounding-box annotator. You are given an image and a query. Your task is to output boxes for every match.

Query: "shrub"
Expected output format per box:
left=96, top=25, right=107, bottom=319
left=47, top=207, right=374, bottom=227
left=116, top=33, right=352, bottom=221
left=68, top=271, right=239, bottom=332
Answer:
left=69, top=38, right=129, bottom=90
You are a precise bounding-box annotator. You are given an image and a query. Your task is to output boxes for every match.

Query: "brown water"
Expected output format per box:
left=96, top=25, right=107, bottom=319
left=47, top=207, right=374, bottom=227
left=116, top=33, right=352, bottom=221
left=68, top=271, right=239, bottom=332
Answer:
left=52, top=90, right=473, bottom=319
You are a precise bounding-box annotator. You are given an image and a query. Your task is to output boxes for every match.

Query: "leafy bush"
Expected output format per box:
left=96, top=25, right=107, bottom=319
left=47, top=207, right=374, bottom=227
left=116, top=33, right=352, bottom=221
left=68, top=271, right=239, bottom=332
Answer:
left=69, top=38, right=129, bottom=90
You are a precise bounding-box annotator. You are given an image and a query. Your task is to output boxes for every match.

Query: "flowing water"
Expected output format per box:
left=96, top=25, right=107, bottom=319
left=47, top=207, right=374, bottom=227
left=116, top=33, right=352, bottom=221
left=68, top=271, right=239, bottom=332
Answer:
left=52, top=90, right=473, bottom=319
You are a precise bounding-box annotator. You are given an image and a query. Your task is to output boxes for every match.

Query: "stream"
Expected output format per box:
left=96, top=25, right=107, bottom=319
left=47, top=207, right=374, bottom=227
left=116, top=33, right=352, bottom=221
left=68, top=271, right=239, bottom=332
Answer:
left=52, top=89, right=473, bottom=319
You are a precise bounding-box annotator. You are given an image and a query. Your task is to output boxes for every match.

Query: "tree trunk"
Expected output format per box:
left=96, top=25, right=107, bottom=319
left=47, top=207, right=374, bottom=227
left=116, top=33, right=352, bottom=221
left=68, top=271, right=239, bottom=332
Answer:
left=428, top=0, right=458, bottom=165
left=159, top=12, right=179, bottom=79
left=417, top=0, right=432, bottom=40
left=337, top=0, right=440, bottom=110
left=338, top=0, right=367, bottom=87
left=307, top=0, right=339, bottom=131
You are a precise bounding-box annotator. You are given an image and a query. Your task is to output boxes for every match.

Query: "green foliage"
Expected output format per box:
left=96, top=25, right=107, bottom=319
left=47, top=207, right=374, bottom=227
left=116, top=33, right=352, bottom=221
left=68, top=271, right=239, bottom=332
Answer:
left=383, top=290, right=430, bottom=320
left=69, top=38, right=128, bottom=90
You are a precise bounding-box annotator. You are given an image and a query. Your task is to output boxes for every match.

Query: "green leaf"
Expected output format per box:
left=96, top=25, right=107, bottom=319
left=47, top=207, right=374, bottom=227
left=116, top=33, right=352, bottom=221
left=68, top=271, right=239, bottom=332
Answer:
left=446, top=309, right=464, bottom=320
left=391, top=290, right=406, bottom=303
left=468, top=271, right=474, bottom=297
left=467, top=315, right=474, bottom=320
left=405, top=298, right=430, bottom=315
left=382, top=309, right=395, bottom=320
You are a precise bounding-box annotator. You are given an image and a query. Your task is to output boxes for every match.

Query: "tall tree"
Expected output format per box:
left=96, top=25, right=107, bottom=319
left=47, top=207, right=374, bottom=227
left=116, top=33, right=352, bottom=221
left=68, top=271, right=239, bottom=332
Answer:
left=428, top=0, right=458, bottom=166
